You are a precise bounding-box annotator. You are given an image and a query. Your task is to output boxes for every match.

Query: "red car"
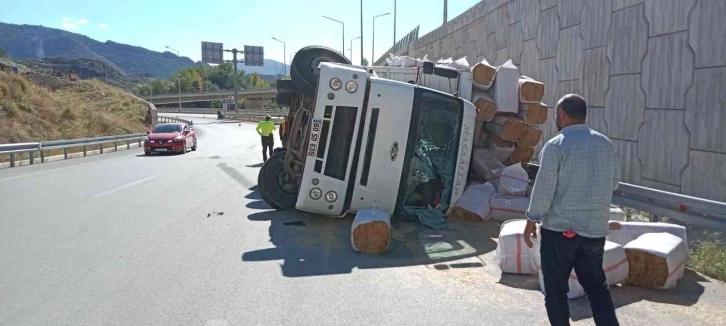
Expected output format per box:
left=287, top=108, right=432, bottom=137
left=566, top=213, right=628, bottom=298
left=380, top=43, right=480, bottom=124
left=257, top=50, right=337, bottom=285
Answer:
left=144, top=123, right=197, bottom=155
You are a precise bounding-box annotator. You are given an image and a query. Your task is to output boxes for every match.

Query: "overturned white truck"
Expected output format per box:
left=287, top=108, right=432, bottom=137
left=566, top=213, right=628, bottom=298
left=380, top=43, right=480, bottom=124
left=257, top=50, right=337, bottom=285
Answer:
left=258, top=46, right=475, bottom=219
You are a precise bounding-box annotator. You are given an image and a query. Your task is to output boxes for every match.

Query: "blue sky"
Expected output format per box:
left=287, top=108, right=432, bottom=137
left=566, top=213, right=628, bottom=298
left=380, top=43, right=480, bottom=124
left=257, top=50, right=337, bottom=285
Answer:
left=1, top=0, right=480, bottom=66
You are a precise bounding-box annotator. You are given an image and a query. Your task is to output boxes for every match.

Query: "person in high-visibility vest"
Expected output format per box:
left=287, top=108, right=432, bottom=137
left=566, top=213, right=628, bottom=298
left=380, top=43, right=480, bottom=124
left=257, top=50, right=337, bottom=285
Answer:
left=256, top=115, right=276, bottom=161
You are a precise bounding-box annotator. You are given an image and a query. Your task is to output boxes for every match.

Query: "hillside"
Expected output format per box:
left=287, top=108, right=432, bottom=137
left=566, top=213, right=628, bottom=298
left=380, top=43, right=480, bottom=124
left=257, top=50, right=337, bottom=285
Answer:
left=0, top=22, right=197, bottom=78
left=0, top=70, right=148, bottom=144
left=238, top=59, right=290, bottom=76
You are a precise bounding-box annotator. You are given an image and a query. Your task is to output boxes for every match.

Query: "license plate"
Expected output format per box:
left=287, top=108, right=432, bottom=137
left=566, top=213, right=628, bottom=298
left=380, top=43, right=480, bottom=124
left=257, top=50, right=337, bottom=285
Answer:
left=307, top=119, right=322, bottom=157
left=155, top=148, right=168, bottom=152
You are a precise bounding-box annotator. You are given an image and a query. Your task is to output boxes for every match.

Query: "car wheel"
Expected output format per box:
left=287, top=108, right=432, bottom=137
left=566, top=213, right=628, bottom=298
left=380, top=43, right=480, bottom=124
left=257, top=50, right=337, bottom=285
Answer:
left=180, top=141, right=187, bottom=154
left=192, top=140, right=197, bottom=151
left=258, top=151, right=298, bottom=210
left=145, top=151, right=151, bottom=156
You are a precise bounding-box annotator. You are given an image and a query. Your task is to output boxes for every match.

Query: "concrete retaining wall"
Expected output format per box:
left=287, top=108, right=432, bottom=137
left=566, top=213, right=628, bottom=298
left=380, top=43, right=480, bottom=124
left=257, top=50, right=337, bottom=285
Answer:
left=386, top=0, right=726, bottom=202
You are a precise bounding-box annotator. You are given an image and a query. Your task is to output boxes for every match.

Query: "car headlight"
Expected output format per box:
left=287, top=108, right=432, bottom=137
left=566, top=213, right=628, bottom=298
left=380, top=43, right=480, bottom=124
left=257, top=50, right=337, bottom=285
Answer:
left=310, top=188, right=322, bottom=200
left=329, top=78, right=342, bottom=90
left=325, top=191, right=338, bottom=203
left=345, top=81, right=358, bottom=93
left=173, top=135, right=183, bottom=141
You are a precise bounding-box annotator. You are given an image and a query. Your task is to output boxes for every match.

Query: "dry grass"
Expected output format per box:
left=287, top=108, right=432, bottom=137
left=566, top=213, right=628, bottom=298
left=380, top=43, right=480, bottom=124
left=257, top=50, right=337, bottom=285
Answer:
left=0, top=71, right=147, bottom=145
left=688, top=231, right=726, bottom=282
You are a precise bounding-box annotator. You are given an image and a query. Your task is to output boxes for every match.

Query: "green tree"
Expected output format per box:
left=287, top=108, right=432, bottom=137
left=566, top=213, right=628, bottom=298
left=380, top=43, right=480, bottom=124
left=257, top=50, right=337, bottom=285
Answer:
left=133, top=83, right=152, bottom=96
left=362, top=58, right=369, bottom=66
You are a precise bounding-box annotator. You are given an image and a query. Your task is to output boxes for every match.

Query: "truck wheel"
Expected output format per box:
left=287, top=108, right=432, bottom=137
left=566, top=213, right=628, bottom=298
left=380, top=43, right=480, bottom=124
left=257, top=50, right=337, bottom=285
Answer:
left=291, top=46, right=351, bottom=98
left=258, top=152, right=298, bottom=210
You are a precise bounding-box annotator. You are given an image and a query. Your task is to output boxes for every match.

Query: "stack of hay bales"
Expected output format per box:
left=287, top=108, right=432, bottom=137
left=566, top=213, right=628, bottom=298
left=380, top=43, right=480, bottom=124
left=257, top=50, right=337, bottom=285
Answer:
left=470, top=59, right=547, bottom=166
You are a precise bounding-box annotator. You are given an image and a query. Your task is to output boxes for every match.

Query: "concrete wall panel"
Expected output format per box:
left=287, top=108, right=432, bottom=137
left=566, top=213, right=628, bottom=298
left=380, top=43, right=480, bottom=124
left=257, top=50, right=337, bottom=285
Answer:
left=580, top=47, right=609, bottom=107
left=605, top=74, right=645, bottom=141
left=538, top=8, right=560, bottom=59
left=558, top=0, right=584, bottom=29
left=509, top=22, right=524, bottom=64
left=508, top=0, right=524, bottom=24
left=496, top=48, right=510, bottom=65
left=642, top=32, right=694, bottom=109
left=540, top=58, right=560, bottom=106
left=644, top=0, right=696, bottom=37
left=586, top=107, right=608, bottom=135
left=520, top=39, right=541, bottom=80
left=638, top=110, right=689, bottom=185
left=682, top=151, right=726, bottom=202
left=613, top=139, right=641, bottom=184
left=685, top=67, right=726, bottom=153
left=522, top=0, right=541, bottom=40
left=581, top=0, right=613, bottom=49
left=557, top=80, right=580, bottom=102
left=614, top=0, right=643, bottom=11
left=541, top=0, right=558, bottom=11
left=495, top=6, right=511, bottom=49
left=557, top=25, right=583, bottom=81
left=689, top=0, right=726, bottom=68
left=608, top=4, right=648, bottom=75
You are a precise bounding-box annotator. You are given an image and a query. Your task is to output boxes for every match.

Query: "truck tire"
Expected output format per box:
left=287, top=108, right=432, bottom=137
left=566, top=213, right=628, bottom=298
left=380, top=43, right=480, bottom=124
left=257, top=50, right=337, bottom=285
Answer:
left=291, top=46, right=351, bottom=98
left=258, top=152, right=298, bottom=210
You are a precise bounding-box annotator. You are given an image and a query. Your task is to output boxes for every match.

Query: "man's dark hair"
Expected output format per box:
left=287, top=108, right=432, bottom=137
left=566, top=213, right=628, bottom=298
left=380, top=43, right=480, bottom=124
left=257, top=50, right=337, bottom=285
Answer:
left=556, top=94, right=587, bottom=121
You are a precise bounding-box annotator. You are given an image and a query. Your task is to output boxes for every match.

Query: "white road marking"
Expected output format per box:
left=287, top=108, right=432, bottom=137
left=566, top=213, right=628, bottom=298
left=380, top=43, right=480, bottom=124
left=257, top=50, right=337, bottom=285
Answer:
left=0, top=153, right=138, bottom=182
left=93, top=175, right=157, bottom=198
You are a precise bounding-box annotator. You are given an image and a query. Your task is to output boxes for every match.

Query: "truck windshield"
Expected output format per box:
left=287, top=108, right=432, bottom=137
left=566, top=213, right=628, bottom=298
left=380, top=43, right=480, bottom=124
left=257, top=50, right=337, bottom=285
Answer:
left=395, top=89, right=462, bottom=218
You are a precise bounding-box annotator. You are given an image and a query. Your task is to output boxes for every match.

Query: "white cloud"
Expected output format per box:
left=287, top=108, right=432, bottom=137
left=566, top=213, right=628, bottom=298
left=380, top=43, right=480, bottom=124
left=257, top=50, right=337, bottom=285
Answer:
left=98, top=23, right=107, bottom=29
left=62, top=17, right=71, bottom=22
left=62, top=22, right=77, bottom=29
left=77, top=18, right=88, bottom=25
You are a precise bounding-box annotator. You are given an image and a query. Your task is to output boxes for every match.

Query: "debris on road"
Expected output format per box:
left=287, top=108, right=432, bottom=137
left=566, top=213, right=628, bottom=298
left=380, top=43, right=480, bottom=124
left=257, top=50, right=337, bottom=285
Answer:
left=447, top=183, right=496, bottom=222
left=494, top=220, right=539, bottom=275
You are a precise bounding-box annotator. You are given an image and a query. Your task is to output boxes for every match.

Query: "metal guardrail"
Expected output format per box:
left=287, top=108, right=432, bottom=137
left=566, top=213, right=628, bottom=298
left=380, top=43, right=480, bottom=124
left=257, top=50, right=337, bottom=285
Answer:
left=0, top=117, right=193, bottom=168
left=613, top=183, right=726, bottom=231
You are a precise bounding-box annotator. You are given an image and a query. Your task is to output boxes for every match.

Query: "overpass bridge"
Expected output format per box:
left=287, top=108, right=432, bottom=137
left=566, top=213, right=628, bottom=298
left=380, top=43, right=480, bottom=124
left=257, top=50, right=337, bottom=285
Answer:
left=142, top=88, right=276, bottom=106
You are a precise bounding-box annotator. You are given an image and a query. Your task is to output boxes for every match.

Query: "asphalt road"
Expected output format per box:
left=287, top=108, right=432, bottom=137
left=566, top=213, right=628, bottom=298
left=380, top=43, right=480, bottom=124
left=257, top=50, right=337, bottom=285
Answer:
left=1, top=114, right=725, bottom=326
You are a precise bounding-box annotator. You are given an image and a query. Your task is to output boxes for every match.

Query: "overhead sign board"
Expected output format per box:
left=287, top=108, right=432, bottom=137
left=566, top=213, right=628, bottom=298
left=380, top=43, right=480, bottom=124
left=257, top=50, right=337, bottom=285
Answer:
left=201, top=41, right=223, bottom=64
left=244, top=46, right=264, bottom=66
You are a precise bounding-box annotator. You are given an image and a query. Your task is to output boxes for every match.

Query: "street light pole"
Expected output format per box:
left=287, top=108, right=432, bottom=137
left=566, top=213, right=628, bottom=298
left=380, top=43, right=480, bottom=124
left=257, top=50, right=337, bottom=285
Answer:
left=322, top=16, right=345, bottom=56
left=350, top=36, right=361, bottom=64
left=360, top=0, right=363, bottom=65
left=394, top=0, right=397, bottom=48
left=271, top=37, right=287, bottom=76
left=372, top=13, right=390, bottom=65
left=165, top=45, right=182, bottom=110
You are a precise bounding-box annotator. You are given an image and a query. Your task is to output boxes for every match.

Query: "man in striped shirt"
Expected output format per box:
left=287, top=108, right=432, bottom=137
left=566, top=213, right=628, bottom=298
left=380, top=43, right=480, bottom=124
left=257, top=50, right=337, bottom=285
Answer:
left=524, top=94, right=620, bottom=326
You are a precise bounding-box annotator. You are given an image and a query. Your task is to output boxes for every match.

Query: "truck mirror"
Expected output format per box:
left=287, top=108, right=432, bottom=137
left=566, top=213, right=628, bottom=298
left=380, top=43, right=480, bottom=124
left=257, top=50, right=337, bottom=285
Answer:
left=422, top=61, right=434, bottom=75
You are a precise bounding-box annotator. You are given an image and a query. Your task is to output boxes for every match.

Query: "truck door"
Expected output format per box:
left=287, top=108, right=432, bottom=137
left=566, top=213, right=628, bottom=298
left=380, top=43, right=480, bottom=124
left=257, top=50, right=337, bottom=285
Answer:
left=348, top=79, right=415, bottom=214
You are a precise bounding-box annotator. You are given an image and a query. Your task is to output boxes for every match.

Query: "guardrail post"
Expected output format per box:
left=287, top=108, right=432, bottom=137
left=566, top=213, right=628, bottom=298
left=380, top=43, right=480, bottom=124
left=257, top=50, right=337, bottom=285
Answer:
left=29, top=151, right=34, bottom=165
left=40, top=150, right=45, bottom=163
left=650, top=213, right=660, bottom=223
left=100, top=143, right=104, bottom=154
left=63, top=148, right=68, bottom=160
left=10, top=153, right=15, bottom=167
left=126, top=140, right=130, bottom=149
left=114, top=141, right=118, bottom=152
left=83, top=145, right=87, bottom=157
left=138, top=139, right=141, bottom=147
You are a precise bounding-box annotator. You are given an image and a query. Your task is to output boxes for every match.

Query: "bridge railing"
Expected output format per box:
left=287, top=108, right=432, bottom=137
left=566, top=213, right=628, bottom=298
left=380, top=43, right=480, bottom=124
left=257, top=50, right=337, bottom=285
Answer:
left=142, top=88, right=276, bottom=98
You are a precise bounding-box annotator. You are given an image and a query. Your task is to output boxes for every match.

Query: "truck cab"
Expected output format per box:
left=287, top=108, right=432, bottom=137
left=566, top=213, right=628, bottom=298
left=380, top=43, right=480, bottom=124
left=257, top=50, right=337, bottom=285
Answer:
left=259, top=46, right=475, bottom=218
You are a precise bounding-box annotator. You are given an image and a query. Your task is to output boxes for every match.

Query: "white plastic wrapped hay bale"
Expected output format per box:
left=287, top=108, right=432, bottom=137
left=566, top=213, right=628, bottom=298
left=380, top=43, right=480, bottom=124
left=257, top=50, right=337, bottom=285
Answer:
left=472, top=58, right=497, bottom=90
left=494, top=220, right=539, bottom=274
left=607, top=221, right=688, bottom=252
left=624, top=233, right=688, bottom=289
left=490, top=164, right=529, bottom=196
left=488, top=60, right=519, bottom=114
left=487, top=135, right=515, bottom=162
left=518, top=102, right=548, bottom=125
left=519, top=76, right=545, bottom=104
left=486, top=115, right=527, bottom=141
left=537, top=241, right=629, bottom=299
left=471, top=148, right=505, bottom=181
left=447, top=183, right=497, bottom=221
left=473, top=91, right=497, bottom=122
left=351, top=206, right=391, bottom=254
left=489, top=193, right=530, bottom=222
